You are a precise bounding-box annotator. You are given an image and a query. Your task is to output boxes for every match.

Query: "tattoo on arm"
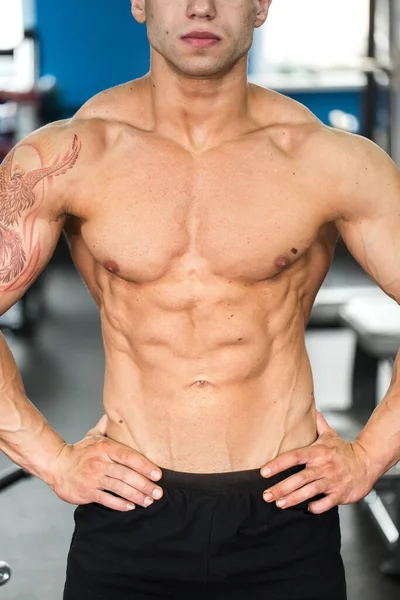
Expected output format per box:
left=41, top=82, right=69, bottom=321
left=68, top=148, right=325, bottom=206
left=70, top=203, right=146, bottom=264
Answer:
left=0, top=135, right=81, bottom=288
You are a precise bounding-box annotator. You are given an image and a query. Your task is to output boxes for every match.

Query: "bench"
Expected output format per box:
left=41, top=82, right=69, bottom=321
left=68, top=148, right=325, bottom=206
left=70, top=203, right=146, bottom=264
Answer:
left=340, top=295, right=400, bottom=418
left=310, top=285, right=384, bottom=327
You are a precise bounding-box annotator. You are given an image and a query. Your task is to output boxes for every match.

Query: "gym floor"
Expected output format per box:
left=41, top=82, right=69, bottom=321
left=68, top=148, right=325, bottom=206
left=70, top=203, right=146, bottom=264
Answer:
left=0, top=263, right=399, bottom=600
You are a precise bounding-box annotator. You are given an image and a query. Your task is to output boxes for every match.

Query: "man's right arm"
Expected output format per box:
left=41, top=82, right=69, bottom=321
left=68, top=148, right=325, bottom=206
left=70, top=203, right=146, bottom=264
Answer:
left=0, top=123, right=82, bottom=481
left=0, top=122, right=164, bottom=510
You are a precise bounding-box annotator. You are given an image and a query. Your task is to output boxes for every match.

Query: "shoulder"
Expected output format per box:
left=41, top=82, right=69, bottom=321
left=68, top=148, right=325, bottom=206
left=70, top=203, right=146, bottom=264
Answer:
left=304, top=127, right=400, bottom=211
left=252, top=84, right=385, bottom=167
left=75, top=78, right=150, bottom=131
left=4, top=78, right=150, bottom=191
left=254, top=86, right=319, bottom=126
left=296, top=125, right=400, bottom=225
left=251, top=85, right=323, bottom=154
left=0, top=115, right=114, bottom=219
left=6, top=115, right=109, bottom=176
left=253, top=86, right=398, bottom=198
left=253, top=85, right=400, bottom=217
left=1, top=120, right=86, bottom=187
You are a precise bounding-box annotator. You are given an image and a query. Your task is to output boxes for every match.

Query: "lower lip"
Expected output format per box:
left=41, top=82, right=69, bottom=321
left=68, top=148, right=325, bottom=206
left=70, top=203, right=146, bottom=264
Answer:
left=182, top=37, right=220, bottom=48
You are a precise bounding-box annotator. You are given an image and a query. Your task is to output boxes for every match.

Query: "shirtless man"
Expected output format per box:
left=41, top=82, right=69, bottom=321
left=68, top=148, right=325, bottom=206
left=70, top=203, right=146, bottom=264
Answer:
left=0, top=0, right=400, bottom=598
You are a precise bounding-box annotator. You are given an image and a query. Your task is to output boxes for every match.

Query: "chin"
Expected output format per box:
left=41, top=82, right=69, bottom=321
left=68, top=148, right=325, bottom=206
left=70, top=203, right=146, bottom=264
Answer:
left=174, top=59, right=232, bottom=79
left=183, top=68, right=224, bottom=79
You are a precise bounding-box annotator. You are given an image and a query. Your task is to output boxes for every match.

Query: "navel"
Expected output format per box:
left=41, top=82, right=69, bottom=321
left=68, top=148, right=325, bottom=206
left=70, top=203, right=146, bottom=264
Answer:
left=190, top=380, right=214, bottom=389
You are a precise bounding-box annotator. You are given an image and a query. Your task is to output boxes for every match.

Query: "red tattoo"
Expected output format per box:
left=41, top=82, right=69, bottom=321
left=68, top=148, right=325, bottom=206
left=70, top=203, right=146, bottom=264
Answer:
left=0, top=135, right=81, bottom=286
left=0, top=223, right=26, bottom=284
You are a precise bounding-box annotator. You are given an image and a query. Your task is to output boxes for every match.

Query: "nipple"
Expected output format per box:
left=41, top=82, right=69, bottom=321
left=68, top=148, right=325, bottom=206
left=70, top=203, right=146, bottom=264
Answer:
left=104, top=260, right=120, bottom=274
left=274, top=255, right=290, bottom=270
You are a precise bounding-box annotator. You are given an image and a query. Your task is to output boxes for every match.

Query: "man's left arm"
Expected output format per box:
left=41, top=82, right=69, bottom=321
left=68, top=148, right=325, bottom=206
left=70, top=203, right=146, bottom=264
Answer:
left=261, top=131, right=400, bottom=513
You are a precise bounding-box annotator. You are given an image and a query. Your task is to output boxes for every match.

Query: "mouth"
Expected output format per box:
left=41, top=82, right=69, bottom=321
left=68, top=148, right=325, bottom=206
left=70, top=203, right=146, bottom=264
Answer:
left=181, top=30, right=221, bottom=48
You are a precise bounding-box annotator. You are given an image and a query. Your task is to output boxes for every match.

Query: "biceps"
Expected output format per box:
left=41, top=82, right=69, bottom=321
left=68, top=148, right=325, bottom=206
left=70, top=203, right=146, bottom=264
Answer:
left=0, top=215, right=64, bottom=315
left=338, top=215, right=400, bottom=301
left=0, top=134, right=76, bottom=314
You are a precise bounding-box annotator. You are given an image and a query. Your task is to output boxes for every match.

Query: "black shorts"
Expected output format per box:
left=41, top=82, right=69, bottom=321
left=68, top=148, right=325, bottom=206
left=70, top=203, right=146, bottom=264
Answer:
left=63, top=466, right=347, bottom=600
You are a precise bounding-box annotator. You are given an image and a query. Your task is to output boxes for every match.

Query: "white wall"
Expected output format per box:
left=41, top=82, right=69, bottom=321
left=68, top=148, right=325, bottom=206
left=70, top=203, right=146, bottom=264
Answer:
left=0, top=0, right=24, bottom=50
left=255, top=0, right=370, bottom=71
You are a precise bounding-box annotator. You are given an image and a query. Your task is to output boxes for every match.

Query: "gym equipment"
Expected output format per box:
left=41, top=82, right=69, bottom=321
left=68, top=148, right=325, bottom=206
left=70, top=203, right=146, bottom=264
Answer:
left=0, top=464, right=29, bottom=491
left=310, top=285, right=382, bottom=328
left=0, top=562, right=11, bottom=586
left=0, top=464, right=30, bottom=586
left=0, top=272, right=46, bottom=338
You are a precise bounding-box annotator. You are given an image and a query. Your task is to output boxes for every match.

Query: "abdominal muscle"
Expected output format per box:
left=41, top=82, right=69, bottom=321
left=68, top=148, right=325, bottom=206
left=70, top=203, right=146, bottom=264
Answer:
left=103, top=297, right=318, bottom=474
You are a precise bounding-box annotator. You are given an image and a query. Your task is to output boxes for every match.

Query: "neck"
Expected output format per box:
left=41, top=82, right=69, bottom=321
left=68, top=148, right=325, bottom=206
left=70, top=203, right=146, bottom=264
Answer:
left=146, top=51, right=252, bottom=151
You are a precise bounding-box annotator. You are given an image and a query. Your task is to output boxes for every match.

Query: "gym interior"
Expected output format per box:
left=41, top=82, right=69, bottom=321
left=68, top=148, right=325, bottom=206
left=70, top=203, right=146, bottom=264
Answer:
left=0, top=0, right=400, bottom=598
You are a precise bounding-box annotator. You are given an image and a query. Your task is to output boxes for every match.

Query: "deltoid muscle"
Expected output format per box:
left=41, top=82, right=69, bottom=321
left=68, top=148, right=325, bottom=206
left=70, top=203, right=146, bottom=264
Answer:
left=0, top=135, right=81, bottom=285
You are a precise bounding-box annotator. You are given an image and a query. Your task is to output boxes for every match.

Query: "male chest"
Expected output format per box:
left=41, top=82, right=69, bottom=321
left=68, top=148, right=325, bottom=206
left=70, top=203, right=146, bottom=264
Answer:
left=74, top=144, right=327, bottom=283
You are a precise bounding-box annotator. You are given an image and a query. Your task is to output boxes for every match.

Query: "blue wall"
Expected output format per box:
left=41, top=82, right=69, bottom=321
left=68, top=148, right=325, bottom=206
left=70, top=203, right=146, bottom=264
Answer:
left=289, top=91, right=363, bottom=129
left=36, top=0, right=150, bottom=109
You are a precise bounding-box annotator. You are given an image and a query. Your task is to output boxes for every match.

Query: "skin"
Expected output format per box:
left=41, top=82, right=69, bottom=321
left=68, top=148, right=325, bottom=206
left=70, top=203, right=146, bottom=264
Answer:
left=0, top=0, right=399, bottom=517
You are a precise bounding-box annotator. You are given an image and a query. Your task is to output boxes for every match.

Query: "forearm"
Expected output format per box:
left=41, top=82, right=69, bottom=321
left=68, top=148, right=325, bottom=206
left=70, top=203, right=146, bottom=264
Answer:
left=356, top=350, right=400, bottom=478
left=0, top=332, right=65, bottom=485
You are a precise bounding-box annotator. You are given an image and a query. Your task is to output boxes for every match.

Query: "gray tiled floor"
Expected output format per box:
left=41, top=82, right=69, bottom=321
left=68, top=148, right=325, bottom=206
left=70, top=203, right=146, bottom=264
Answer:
left=0, top=264, right=399, bottom=599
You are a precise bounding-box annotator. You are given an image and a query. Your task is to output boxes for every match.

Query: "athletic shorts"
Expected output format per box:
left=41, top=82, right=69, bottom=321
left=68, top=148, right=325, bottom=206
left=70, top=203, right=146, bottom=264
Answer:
left=63, top=465, right=347, bottom=600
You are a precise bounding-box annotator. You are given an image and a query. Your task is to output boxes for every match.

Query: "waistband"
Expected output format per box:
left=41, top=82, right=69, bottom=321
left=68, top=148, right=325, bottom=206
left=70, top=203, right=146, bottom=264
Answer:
left=159, top=465, right=304, bottom=492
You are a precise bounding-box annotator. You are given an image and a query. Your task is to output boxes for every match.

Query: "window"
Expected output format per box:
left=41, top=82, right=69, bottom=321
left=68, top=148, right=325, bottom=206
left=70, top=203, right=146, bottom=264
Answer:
left=0, top=0, right=24, bottom=51
left=254, top=0, right=370, bottom=72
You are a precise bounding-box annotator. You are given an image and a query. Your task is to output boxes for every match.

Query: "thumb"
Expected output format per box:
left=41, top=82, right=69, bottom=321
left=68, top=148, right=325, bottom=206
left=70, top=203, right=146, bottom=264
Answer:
left=316, top=411, right=335, bottom=437
left=86, top=414, right=108, bottom=438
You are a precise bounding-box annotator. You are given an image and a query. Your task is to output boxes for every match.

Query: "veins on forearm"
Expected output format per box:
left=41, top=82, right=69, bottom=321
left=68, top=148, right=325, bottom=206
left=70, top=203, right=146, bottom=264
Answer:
left=0, top=135, right=82, bottom=286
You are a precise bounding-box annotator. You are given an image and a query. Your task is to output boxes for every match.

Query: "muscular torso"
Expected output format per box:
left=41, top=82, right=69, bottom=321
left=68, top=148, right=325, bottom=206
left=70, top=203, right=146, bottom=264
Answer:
left=65, top=82, right=339, bottom=472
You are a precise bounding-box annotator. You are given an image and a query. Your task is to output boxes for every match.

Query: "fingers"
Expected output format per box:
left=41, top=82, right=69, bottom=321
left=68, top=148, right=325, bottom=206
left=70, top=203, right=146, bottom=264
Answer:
left=105, top=441, right=163, bottom=483
left=261, top=447, right=311, bottom=478
left=94, top=490, right=137, bottom=512
left=268, top=480, right=326, bottom=509
left=262, top=468, right=319, bottom=504
left=103, top=463, right=163, bottom=508
left=261, top=440, right=338, bottom=480
left=53, top=435, right=166, bottom=509
left=261, top=422, right=339, bottom=480
left=261, top=467, right=333, bottom=512
left=101, top=476, right=157, bottom=509
left=107, top=463, right=163, bottom=497
left=308, top=494, right=337, bottom=514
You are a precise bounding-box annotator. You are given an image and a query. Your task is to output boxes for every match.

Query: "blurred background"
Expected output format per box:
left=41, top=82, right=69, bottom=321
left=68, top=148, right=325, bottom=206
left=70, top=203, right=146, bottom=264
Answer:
left=0, top=0, right=400, bottom=598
